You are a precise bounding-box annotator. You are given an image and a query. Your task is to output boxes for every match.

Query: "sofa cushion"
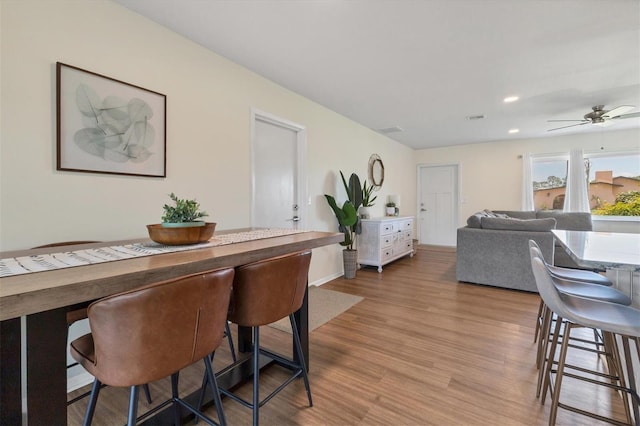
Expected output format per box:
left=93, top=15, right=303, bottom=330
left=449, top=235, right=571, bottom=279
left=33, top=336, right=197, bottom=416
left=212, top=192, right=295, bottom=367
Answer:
left=467, top=210, right=510, bottom=228
left=535, top=210, right=592, bottom=231
left=493, top=210, right=537, bottom=220
left=481, top=217, right=557, bottom=231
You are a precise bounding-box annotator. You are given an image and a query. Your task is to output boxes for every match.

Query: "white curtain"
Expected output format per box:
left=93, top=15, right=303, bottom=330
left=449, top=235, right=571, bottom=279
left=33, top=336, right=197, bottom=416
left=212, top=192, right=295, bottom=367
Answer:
left=563, top=149, right=590, bottom=212
left=521, top=153, right=534, bottom=211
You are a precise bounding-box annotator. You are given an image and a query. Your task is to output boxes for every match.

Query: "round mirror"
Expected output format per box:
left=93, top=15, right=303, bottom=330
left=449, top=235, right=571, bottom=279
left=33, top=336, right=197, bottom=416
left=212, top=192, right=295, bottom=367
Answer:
left=368, top=154, right=384, bottom=188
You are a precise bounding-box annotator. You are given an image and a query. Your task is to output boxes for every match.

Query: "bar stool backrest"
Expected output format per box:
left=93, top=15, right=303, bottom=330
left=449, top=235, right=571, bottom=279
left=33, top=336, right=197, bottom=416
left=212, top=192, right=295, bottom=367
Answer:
left=228, top=251, right=312, bottom=327
left=86, top=268, right=235, bottom=387
left=530, top=249, right=640, bottom=336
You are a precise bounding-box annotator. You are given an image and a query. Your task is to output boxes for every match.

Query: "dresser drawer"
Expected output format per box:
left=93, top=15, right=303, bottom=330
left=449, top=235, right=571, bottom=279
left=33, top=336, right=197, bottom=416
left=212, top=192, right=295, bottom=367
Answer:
left=380, top=222, right=395, bottom=235
left=380, top=234, right=395, bottom=248
left=381, top=247, right=394, bottom=262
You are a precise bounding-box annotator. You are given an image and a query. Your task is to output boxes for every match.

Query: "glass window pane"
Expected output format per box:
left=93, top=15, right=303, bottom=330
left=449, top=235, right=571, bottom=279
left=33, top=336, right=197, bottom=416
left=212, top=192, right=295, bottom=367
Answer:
left=588, top=154, right=640, bottom=216
left=532, top=159, right=568, bottom=211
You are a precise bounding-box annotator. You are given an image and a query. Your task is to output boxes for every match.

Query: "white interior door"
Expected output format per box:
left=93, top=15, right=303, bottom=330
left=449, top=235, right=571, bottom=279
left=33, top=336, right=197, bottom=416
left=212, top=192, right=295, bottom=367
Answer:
left=418, top=164, right=458, bottom=246
left=251, top=109, right=306, bottom=229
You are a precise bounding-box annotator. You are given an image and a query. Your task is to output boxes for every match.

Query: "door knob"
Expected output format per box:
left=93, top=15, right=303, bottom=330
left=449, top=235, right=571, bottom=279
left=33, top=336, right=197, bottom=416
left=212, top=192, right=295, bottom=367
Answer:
left=420, top=208, right=427, bottom=212
left=287, top=216, right=300, bottom=222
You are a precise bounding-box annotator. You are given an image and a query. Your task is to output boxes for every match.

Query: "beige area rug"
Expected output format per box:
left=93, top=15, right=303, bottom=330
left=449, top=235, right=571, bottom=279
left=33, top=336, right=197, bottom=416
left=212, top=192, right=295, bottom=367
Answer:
left=269, top=286, right=363, bottom=333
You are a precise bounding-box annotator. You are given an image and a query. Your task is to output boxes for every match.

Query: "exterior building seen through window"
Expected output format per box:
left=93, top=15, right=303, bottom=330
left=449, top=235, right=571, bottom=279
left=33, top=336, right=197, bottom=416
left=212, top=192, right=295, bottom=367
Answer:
left=532, top=153, right=640, bottom=216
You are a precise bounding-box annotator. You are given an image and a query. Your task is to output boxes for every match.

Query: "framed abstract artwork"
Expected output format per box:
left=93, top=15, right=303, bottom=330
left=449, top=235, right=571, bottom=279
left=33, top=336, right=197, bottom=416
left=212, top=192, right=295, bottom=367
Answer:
left=56, top=62, right=166, bottom=177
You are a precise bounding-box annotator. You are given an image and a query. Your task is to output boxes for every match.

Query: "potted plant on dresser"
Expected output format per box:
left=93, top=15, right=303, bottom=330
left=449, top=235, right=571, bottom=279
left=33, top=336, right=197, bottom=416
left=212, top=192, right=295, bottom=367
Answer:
left=325, top=171, right=362, bottom=279
left=147, top=193, right=216, bottom=245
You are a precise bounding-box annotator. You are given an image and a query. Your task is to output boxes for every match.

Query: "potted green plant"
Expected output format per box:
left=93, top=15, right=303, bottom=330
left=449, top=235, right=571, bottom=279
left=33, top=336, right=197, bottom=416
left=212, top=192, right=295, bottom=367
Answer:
left=359, top=180, right=377, bottom=219
left=325, top=171, right=363, bottom=279
left=161, top=193, right=208, bottom=227
left=147, top=193, right=215, bottom=245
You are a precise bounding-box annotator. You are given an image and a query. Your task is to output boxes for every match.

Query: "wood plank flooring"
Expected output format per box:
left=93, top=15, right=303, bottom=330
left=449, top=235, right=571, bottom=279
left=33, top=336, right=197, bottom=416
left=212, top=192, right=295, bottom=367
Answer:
left=67, top=246, right=630, bottom=425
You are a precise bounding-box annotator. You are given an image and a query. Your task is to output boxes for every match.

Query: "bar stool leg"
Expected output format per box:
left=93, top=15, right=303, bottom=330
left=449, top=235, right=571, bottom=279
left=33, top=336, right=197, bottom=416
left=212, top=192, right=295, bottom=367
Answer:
left=541, top=315, right=563, bottom=404
left=290, top=314, right=312, bottom=407
left=536, top=305, right=553, bottom=398
left=82, top=379, right=102, bottom=426
left=127, top=385, right=139, bottom=426
left=225, top=322, right=237, bottom=363
left=549, top=322, right=573, bottom=426
left=613, top=335, right=640, bottom=424
left=204, top=354, right=227, bottom=426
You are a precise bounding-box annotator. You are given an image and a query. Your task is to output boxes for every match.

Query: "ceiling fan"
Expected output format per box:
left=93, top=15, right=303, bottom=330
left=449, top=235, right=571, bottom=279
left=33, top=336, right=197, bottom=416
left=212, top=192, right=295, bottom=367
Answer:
left=547, top=105, right=640, bottom=131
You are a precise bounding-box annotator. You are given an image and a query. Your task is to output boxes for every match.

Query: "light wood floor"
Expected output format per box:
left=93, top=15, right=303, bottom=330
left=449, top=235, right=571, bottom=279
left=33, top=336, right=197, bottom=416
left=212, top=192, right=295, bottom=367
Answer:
left=68, top=246, right=631, bottom=425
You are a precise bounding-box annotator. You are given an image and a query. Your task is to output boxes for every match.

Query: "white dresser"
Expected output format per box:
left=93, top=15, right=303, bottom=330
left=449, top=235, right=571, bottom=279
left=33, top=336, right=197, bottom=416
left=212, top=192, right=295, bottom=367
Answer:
left=358, top=216, right=414, bottom=272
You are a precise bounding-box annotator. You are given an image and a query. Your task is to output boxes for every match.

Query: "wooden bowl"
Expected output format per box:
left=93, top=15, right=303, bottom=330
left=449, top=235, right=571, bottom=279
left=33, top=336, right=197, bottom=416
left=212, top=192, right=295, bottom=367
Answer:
left=146, top=222, right=216, bottom=245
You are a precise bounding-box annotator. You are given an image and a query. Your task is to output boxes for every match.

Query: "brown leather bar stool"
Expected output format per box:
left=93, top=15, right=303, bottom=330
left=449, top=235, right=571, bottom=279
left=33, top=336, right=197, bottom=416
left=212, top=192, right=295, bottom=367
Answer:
left=210, top=251, right=313, bottom=426
left=70, top=268, right=234, bottom=426
left=30, top=241, right=154, bottom=405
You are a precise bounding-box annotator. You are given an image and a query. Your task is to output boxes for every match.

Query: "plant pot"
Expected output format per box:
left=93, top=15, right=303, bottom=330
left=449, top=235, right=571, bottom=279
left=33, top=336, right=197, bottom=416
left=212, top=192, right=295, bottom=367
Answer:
left=343, top=249, right=358, bottom=279
left=359, top=206, right=371, bottom=219
left=147, top=222, right=216, bottom=245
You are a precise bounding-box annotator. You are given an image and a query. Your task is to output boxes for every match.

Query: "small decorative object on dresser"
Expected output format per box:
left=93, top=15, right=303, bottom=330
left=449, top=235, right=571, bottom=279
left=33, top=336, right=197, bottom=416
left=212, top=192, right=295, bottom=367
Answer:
left=358, top=216, right=414, bottom=273
left=385, top=202, right=396, bottom=216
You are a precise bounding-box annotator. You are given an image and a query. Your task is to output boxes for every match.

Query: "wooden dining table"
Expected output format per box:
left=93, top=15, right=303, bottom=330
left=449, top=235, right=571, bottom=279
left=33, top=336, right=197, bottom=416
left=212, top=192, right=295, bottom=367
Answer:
left=0, top=229, right=342, bottom=425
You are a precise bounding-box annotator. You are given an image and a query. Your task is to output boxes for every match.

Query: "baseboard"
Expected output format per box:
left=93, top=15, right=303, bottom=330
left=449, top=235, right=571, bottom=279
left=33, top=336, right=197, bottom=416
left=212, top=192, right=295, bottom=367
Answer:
left=67, top=370, right=93, bottom=392
left=309, top=271, right=343, bottom=287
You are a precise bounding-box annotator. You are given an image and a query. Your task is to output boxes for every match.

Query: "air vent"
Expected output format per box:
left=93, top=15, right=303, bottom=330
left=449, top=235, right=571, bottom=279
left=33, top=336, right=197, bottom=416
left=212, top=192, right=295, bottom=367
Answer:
left=466, top=114, right=485, bottom=121
left=376, top=126, right=404, bottom=134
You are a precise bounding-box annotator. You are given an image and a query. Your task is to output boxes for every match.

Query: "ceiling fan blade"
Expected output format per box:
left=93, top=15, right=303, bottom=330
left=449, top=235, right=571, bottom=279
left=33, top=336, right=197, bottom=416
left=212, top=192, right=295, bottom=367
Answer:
left=547, top=119, right=589, bottom=123
left=547, top=122, right=590, bottom=132
left=603, top=105, right=635, bottom=118
left=611, top=111, right=640, bottom=120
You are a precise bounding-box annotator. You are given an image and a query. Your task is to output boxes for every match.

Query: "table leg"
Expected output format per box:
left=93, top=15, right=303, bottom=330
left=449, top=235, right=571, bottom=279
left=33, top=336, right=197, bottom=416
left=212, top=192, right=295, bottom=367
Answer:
left=26, top=308, right=67, bottom=425
left=1, top=317, right=22, bottom=426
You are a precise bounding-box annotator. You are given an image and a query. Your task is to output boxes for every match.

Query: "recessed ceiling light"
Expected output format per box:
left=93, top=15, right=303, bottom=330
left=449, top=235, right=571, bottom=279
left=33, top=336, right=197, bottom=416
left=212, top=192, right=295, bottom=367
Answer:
left=508, top=128, right=520, bottom=134
left=504, top=96, right=519, bottom=103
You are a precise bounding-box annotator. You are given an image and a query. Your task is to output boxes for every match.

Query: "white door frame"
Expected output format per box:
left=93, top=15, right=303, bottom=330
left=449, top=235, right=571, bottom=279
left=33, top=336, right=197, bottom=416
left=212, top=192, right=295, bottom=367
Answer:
left=250, top=108, right=307, bottom=228
left=416, top=162, right=460, bottom=246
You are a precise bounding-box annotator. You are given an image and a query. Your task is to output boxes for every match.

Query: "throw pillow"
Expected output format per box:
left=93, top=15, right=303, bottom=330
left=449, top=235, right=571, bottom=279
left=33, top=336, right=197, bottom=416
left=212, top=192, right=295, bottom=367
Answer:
left=467, top=211, right=490, bottom=228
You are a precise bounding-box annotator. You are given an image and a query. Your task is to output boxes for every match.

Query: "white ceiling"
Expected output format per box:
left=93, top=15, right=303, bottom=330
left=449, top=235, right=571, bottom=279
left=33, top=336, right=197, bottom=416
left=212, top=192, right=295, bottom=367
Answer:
left=113, top=0, right=640, bottom=150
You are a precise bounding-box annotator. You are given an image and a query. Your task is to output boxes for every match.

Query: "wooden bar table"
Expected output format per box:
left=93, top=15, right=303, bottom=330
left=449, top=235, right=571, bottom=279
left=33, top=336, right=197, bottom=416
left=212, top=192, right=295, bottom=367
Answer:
left=0, top=230, right=341, bottom=425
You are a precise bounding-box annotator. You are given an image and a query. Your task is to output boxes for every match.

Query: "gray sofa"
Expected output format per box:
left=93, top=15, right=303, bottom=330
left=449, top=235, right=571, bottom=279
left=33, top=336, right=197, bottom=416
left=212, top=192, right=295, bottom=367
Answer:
left=456, top=210, right=593, bottom=292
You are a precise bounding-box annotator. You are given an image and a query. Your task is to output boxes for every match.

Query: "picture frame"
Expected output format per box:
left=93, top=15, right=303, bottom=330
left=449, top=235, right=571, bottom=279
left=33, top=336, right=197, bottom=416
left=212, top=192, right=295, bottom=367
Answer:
left=56, top=62, right=166, bottom=177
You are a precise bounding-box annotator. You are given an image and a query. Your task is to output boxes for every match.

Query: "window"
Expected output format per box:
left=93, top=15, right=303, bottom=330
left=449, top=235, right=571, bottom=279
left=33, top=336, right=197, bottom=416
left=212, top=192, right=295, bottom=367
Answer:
left=532, top=157, right=568, bottom=211
left=530, top=152, right=640, bottom=216
left=586, top=153, right=640, bottom=217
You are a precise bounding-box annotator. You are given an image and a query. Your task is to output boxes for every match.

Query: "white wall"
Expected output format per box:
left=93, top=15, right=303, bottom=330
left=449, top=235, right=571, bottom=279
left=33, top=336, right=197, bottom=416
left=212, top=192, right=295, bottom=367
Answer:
left=414, top=128, right=640, bottom=232
left=0, top=0, right=416, bottom=284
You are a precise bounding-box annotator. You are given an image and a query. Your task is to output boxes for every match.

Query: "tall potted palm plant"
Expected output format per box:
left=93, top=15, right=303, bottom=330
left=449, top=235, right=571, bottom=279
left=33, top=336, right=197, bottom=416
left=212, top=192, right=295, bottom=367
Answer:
left=325, top=171, right=362, bottom=279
